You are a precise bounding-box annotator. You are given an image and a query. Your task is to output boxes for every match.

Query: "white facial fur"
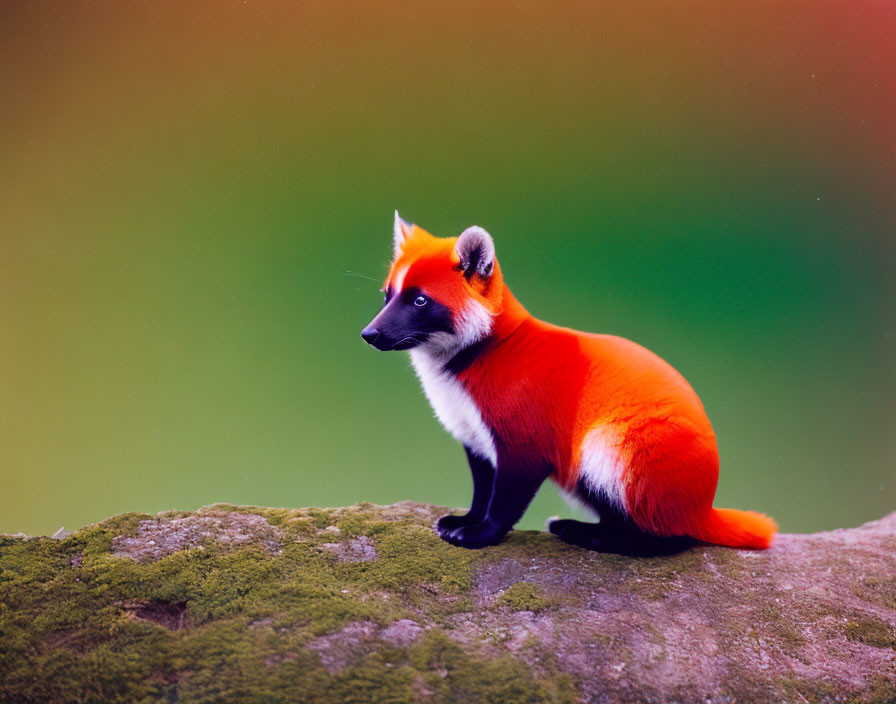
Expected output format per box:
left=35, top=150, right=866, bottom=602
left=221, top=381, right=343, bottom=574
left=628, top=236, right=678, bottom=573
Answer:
left=423, top=300, right=494, bottom=359
left=391, top=265, right=409, bottom=293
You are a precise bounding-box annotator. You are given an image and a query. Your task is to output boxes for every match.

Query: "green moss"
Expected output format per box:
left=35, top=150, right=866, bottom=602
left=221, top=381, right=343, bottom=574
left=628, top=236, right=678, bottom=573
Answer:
left=485, top=530, right=580, bottom=561
left=70, top=512, right=154, bottom=557
left=1, top=505, right=494, bottom=703
left=613, top=549, right=719, bottom=602
left=335, top=513, right=372, bottom=538
left=775, top=673, right=870, bottom=704
left=337, top=521, right=475, bottom=594
left=864, top=675, right=896, bottom=704
left=852, top=577, right=896, bottom=611
left=707, top=547, right=746, bottom=580
left=747, top=601, right=807, bottom=655
left=496, top=581, right=551, bottom=612
left=756, top=604, right=805, bottom=649
left=408, top=630, right=577, bottom=704
left=844, top=618, right=896, bottom=649
left=438, top=573, right=467, bottom=595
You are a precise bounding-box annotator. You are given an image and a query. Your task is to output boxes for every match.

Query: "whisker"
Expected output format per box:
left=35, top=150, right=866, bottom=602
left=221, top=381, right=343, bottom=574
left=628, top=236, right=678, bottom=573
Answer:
left=342, top=270, right=380, bottom=282
left=394, top=336, right=424, bottom=348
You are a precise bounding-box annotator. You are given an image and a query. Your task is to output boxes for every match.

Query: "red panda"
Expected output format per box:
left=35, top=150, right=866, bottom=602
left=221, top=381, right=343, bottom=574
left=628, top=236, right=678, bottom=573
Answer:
left=361, top=212, right=777, bottom=554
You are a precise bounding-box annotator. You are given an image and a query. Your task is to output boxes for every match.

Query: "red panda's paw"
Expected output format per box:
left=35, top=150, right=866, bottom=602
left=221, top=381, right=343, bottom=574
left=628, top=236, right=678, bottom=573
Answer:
left=439, top=521, right=507, bottom=549
left=547, top=518, right=601, bottom=549
left=435, top=513, right=478, bottom=534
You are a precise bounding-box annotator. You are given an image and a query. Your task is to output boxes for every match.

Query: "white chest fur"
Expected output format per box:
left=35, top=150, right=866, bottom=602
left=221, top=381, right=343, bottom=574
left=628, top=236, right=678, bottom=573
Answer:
left=409, top=349, right=497, bottom=467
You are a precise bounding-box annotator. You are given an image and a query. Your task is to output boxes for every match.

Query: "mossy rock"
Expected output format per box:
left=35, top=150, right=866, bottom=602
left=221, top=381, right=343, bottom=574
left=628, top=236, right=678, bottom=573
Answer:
left=2, top=501, right=895, bottom=703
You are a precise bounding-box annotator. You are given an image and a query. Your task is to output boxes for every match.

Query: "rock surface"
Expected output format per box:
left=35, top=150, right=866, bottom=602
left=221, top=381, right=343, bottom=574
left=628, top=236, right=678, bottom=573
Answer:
left=1, top=502, right=894, bottom=703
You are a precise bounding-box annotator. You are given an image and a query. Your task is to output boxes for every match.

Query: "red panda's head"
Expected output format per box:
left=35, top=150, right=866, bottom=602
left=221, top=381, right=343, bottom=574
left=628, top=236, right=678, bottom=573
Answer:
left=361, top=212, right=502, bottom=356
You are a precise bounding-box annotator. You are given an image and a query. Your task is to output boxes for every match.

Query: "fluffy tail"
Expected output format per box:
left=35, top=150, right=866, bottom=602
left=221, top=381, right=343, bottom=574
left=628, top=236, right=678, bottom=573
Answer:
left=692, top=507, right=777, bottom=549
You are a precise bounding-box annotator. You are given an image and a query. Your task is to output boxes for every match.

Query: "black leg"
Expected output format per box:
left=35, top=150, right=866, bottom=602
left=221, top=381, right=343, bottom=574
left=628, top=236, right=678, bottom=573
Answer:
left=547, top=480, right=693, bottom=557
left=440, top=458, right=552, bottom=549
left=546, top=518, right=602, bottom=549
left=547, top=517, right=691, bottom=556
left=436, top=448, right=495, bottom=536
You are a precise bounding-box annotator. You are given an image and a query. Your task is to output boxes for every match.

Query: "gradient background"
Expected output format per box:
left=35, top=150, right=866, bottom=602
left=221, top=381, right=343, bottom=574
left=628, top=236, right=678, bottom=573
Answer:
left=2, top=2, right=894, bottom=537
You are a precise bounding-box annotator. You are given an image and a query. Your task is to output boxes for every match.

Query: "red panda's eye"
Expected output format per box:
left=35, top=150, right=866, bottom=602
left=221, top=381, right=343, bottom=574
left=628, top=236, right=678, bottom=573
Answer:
left=413, top=295, right=428, bottom=307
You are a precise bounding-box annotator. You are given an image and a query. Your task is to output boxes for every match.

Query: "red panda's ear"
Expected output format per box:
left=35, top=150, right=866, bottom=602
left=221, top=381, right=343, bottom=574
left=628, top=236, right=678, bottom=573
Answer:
left=455, top=226, right=495, bottom=280
left=393, top=210, right=413, bottom=257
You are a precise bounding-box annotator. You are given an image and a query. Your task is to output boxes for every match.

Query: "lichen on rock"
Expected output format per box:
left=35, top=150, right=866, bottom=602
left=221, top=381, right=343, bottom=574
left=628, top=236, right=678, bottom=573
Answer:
left=1, top=501, right=895, bottom=703
left=110, top=511, right=285, bottom=561
left=321, top=535, right=378, bottom=562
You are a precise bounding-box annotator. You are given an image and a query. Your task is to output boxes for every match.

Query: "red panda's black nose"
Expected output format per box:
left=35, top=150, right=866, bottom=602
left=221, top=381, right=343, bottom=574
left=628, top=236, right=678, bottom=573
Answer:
left=361, top=327, right=380, bottom=345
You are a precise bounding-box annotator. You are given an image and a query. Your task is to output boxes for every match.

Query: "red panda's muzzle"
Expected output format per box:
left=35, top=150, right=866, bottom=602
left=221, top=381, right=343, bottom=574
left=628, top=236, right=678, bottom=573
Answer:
left=360, top=324, right=418, bottom=351
left=361, top=287, right=454, bottom=351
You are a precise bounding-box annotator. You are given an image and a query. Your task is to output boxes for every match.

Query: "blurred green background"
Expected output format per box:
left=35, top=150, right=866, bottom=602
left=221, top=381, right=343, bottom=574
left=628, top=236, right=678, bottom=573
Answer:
left=2, top=2, right=893, bottom=536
